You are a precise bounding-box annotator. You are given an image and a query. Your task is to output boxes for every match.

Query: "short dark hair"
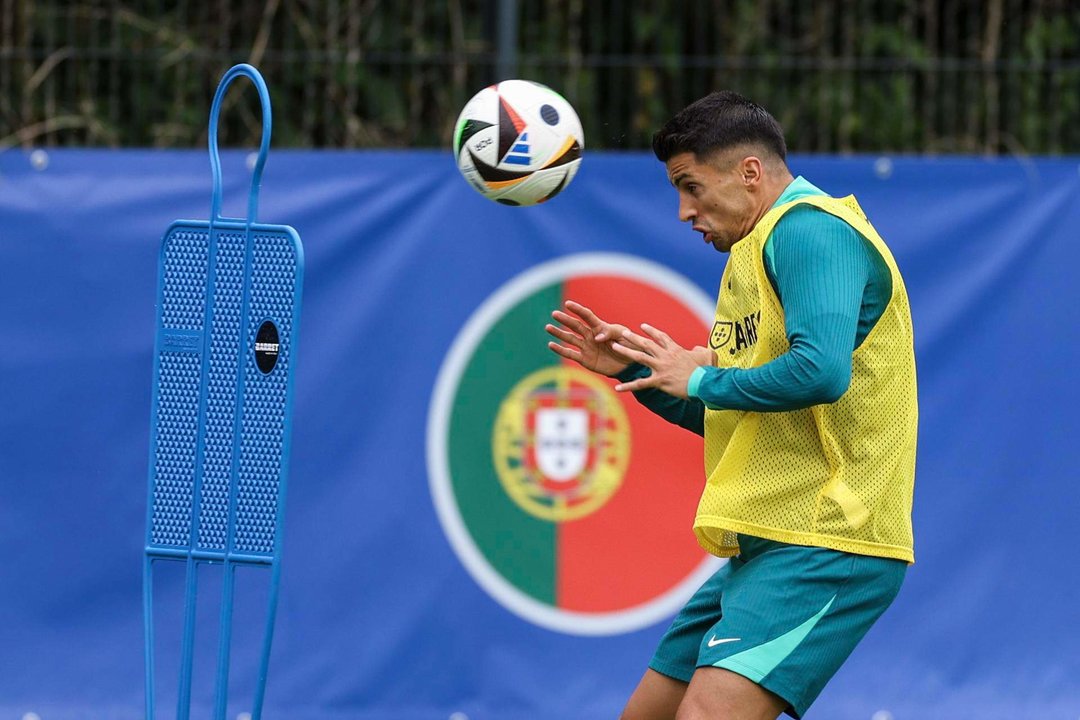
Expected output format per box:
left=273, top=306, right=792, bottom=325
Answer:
left=652, top=91, right=787, bottom=164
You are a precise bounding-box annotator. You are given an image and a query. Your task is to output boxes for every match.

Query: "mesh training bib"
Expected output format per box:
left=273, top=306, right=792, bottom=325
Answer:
left=697, top=195, right=917, bottom=563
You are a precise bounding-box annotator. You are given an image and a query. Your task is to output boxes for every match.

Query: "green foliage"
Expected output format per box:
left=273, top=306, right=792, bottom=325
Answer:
left=1, top=0, right=1077, bottom=154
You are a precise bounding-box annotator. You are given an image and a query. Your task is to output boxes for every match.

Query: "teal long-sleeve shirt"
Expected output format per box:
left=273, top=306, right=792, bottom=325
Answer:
left=619, top=177, right=890, bottom=436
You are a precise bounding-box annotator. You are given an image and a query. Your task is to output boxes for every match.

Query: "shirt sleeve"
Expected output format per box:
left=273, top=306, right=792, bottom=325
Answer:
left=690, top=206, right=871, bottom=412
left=616, top=363, right=705, bottom=436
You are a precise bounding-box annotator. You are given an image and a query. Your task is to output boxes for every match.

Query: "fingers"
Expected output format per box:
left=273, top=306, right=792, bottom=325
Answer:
left=554, top=303, right=673, bottom=355
left=545, top=323, right=583, bottom=349
left=614, top=376, right=653, bottom=393
left=564, top=300, right=600, bottom=326
left=619, top=327, right=655, bottom=354
left=610, top=341, right=650, bottom=365
left=639, top=323, right=673, bottom=348
left=547, top=341, right=582, bottom=363
left=691, top=345, right=718, bottom=366
left=553, top=304, right=624, bottom=343
left=596, top=323, right=629, bottom=343
left=620, top=323, right=678, bottom=362
left=551, top=310, right=589, bottom=337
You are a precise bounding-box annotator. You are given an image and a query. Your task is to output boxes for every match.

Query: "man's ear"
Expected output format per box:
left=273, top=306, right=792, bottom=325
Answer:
left=740, top=156, right=763, bottom=186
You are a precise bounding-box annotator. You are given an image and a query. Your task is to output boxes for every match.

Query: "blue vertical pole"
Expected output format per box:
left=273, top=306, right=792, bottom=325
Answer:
left=176, top=557, right=200, bottom=720
left=252, top=562, right=283, bottom=719
left=497, top=0, right=519, bottom=80
left=143, top=556, right=157, bottom=719
left=213, top=560, right=237, bottom=719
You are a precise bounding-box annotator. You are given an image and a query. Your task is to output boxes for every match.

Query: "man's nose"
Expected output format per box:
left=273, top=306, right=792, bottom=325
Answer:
left=678, top=197, right=696, bottom=223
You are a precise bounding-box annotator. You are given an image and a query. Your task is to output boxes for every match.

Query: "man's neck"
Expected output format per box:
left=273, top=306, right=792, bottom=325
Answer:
left=750, top=171, right=796, bottom=230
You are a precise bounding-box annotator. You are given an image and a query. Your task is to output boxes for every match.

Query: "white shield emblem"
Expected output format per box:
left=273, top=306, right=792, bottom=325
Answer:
left=534, top=408, right=588, bottom=481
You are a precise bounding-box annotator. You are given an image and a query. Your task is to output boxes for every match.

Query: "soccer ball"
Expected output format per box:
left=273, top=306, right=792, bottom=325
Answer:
left=453, top=80, right=584, bottom=206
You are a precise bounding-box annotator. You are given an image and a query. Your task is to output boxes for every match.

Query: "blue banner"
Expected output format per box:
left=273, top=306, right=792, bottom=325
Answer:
left=1, top=149, right=1078, bottom=719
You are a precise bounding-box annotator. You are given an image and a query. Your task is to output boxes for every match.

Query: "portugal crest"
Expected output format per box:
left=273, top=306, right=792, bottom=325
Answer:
left=427, top=253, right=723, bottom=635
left=493, top=366, right=629, bottom=522
left=710, top=321, right=733, bottom=349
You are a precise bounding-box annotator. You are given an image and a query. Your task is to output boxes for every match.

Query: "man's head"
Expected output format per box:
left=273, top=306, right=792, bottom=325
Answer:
left=652, top=91, right=793, bottom=252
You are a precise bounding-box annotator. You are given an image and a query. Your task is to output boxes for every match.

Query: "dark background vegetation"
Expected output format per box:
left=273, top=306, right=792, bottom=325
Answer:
left=1, top=0, right=1078, bottom=154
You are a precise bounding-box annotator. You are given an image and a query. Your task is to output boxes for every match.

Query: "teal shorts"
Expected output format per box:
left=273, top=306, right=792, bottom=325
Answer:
left=649, top=535, right=907, bottom=718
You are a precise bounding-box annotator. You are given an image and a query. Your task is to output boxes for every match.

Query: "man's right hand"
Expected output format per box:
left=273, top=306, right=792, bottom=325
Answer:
left=545, top=300, right=633, bottom=378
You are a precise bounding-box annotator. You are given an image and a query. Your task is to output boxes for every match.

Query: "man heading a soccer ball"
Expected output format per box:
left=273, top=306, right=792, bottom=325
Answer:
left=546, top=91, right=917, bottom=720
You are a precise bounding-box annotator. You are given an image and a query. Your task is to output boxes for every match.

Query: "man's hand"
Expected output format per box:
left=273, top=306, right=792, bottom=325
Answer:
left=546, top=300, right=633, bottom=378
left=611, top=324, right=716, bottom=398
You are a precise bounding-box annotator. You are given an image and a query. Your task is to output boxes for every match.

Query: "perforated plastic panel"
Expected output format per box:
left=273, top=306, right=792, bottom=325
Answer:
left=146, top=221, right=302, bottom=560
left=149, top=230, right=209, bottom=547
left=197, top=232, right=244, bottom=552
left=235, top=231, right=298, bottom=554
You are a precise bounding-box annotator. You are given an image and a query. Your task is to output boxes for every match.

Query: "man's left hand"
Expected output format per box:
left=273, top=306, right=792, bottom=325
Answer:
left=611, top=324, right=716, bottom=399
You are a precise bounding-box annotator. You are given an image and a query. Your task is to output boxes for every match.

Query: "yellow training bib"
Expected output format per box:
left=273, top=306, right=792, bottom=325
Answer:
left=697, top=195, right=918, bottom=563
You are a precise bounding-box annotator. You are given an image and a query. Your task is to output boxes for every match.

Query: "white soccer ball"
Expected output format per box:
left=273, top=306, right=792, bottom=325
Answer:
left=453, top=80, right=584, bottom=206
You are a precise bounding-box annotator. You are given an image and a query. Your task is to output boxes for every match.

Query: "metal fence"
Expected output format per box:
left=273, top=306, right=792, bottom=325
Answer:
left=2, top=0, right=1078, bottom=154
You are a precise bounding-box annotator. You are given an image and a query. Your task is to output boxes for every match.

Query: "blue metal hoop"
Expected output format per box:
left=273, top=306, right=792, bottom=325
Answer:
left=208, top=63, right=272, bottom=224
